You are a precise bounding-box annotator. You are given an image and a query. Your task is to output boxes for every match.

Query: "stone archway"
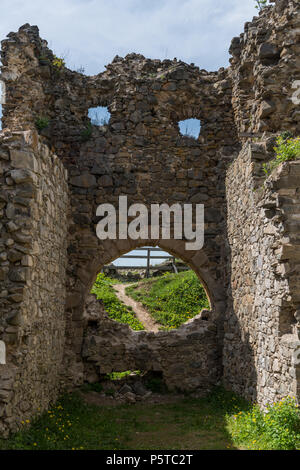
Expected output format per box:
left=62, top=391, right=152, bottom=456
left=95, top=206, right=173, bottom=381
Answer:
left=64, top=236, right=226, bottom=387
left=85, top=238, right=225, bottom=313
left=79, top=238, right=223, bottom=393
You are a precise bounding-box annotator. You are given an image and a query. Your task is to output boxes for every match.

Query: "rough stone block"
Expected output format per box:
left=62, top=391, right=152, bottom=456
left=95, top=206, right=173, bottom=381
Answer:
left=10, top=150, right=38, bottom=172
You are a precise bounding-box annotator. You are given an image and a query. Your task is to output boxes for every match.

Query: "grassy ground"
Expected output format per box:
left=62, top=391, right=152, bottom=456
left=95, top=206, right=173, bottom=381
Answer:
left=0, top=387, right=298, bottom=450
left=0, top=388, right=249, bottom=451
left=126, top=271, right=209, bottom=329
left=91, top=273, right=144, bottom=330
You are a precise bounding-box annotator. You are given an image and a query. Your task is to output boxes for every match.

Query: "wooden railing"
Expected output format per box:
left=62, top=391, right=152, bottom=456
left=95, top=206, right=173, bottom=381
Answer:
left=104, top=247, right=179, bottom=278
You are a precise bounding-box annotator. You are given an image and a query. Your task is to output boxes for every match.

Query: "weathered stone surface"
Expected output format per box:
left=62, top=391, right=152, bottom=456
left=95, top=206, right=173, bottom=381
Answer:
left=98, top=175, right=113, bottom=187
left=83, top=295, right=220, bottom=393
left=10, top=169, right=36, bottom=184
left=10, top=150, right=38, bottom=172
left=0, top=130, right=68, bottom=434
left=70, top=174, right=97, bottom=188
left=258, top=43, right=280, bottom=60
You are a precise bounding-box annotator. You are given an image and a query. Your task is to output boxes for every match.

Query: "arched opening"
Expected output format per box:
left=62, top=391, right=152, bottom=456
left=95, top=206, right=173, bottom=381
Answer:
left=80, top=238, right=222, bottom=318
left=178, top=118, right=201, bottom=139
left=91, top=246, right=210, bottom=332
left=88, top=106, right=111, bottom=126
left=80, top=240, right=222, bottom=395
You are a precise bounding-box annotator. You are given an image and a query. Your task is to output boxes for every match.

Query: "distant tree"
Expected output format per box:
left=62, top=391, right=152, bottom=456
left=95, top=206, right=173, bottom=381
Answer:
left=255, top=0, right=268, bottom=10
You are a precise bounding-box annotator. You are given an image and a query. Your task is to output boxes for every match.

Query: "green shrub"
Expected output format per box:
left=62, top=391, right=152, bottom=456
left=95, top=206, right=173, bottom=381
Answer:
left=263, top=135, right=300, bottom=176
left=91, top=273, right=144, bottom=331
left=81, top=122, right=93, bottom=142
left=227, top=396, right=300, bottom=450
left=126, top=271, right=209, bottom=329
left=52, top=55, right=65, bottom=69
left=106, top=371, right=140, bottom=381
left=255, top=0, right=268, bottom=10
left=35, top=116, right=49, bottom=132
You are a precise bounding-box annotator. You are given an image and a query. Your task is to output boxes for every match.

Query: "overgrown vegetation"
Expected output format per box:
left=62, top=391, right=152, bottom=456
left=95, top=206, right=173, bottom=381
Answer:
left=91, top=273, right=144, bottom=330
left=255, top=0, right=268, bottom=10
left=81, top=122, right=93, bottom=142
left=52, top=55, right=65, bottom=69
left=106, top=371, right=141, bottom=381
left=126, top=271, right=209, bottom=329
left=0, top=388, right=298, bottom=450
left=227, top=396, right=300, bottom=450
left=263, top=134, right=300, bottom=176
left=35, top=116, right=49, bottom=132
left=76, top=66, right=85, bottom=74
left=0, top=388, right=246, bottom=451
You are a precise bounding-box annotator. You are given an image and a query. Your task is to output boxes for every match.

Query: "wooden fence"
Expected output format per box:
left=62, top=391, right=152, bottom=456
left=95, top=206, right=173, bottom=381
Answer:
left=104, top=247, right=179, bottom=278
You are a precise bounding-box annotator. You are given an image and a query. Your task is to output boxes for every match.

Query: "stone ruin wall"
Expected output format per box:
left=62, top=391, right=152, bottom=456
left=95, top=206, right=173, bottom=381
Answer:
left=0, top=0, right=299, bottom=435
left=224, top=0, right=300, bottom=404
left=225, top=143, right=300, bottom=405
left=83, top=295, right=220, bottom=394
left=0, top=130, right=68, bottom=435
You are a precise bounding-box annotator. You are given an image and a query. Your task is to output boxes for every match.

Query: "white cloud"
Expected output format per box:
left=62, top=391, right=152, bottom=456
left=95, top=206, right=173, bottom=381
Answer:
left=0, top=0, right=258, bottom=74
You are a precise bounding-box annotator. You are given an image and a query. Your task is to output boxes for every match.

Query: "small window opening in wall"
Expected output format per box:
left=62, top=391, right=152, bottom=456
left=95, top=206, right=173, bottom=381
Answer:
left=279, top=307, right=297, bottom=336
left=88, top=106, right=111, bottom=126
left=91, top=246, right=210, bottom=332
left=95, top=370, right=167, bottom=395
left=178, top=118, right=201, bottom=139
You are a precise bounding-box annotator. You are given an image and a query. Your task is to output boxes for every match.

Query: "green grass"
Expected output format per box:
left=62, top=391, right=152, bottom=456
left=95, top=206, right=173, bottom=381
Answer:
left=91, top=273, right=144, bottom=330
left=35, top=116, right=49, bottom=131
left=0, top=388, right=298, bottom=450
left=227, top=396, right=300, bottom=450
left=0, top=388, right=248, bottom=451
left=106, top=371, right=141, bottom=381
left=125, top=271, right=209, bottom=329
left=263, top=134, right=300, bottom=176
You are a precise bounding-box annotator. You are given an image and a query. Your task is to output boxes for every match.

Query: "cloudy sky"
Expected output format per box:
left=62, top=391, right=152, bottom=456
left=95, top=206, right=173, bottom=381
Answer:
left=0, top=0, right=259, bottom=75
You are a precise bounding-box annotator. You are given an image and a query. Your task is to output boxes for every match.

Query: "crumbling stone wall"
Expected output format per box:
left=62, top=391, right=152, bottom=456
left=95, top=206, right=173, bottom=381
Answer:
left=83, top=295, right=220, bottom=393
left=223, top=0, right=300, bottom=404
left=225, top=142, right=300, bottom=404
left=0, top=0, right=299, bottom=436
left=229, top=0, right=299, bottom=137
left=0, top=130, right=68, bottom=436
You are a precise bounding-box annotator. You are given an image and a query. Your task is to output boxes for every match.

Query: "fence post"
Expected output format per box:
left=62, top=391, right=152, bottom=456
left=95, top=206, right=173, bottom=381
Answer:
left=172, top=256, right=178, bottom=274
left=146, top=248, right=151, bottom=278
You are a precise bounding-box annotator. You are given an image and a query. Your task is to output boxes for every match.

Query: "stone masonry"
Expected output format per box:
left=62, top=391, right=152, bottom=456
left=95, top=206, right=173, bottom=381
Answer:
left=0, top=130, right=68, bottom=434
left=83, top=294, right=220, bottom=394
left=0, top=0, right=299, bottom=435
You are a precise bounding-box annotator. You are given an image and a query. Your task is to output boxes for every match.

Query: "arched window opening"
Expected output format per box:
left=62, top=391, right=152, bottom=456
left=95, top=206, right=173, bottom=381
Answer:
left=83, top=245, right=215, bottom=396
left=178, top=118, right=201, bottom=139
left=90, top=246, right=210, bottom=332
left=88, top=106, right=111, bottom=126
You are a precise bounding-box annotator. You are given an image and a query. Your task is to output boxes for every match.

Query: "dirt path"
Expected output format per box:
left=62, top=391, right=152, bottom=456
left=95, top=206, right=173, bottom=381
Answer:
left=113, top=283, right=160, bottom=332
